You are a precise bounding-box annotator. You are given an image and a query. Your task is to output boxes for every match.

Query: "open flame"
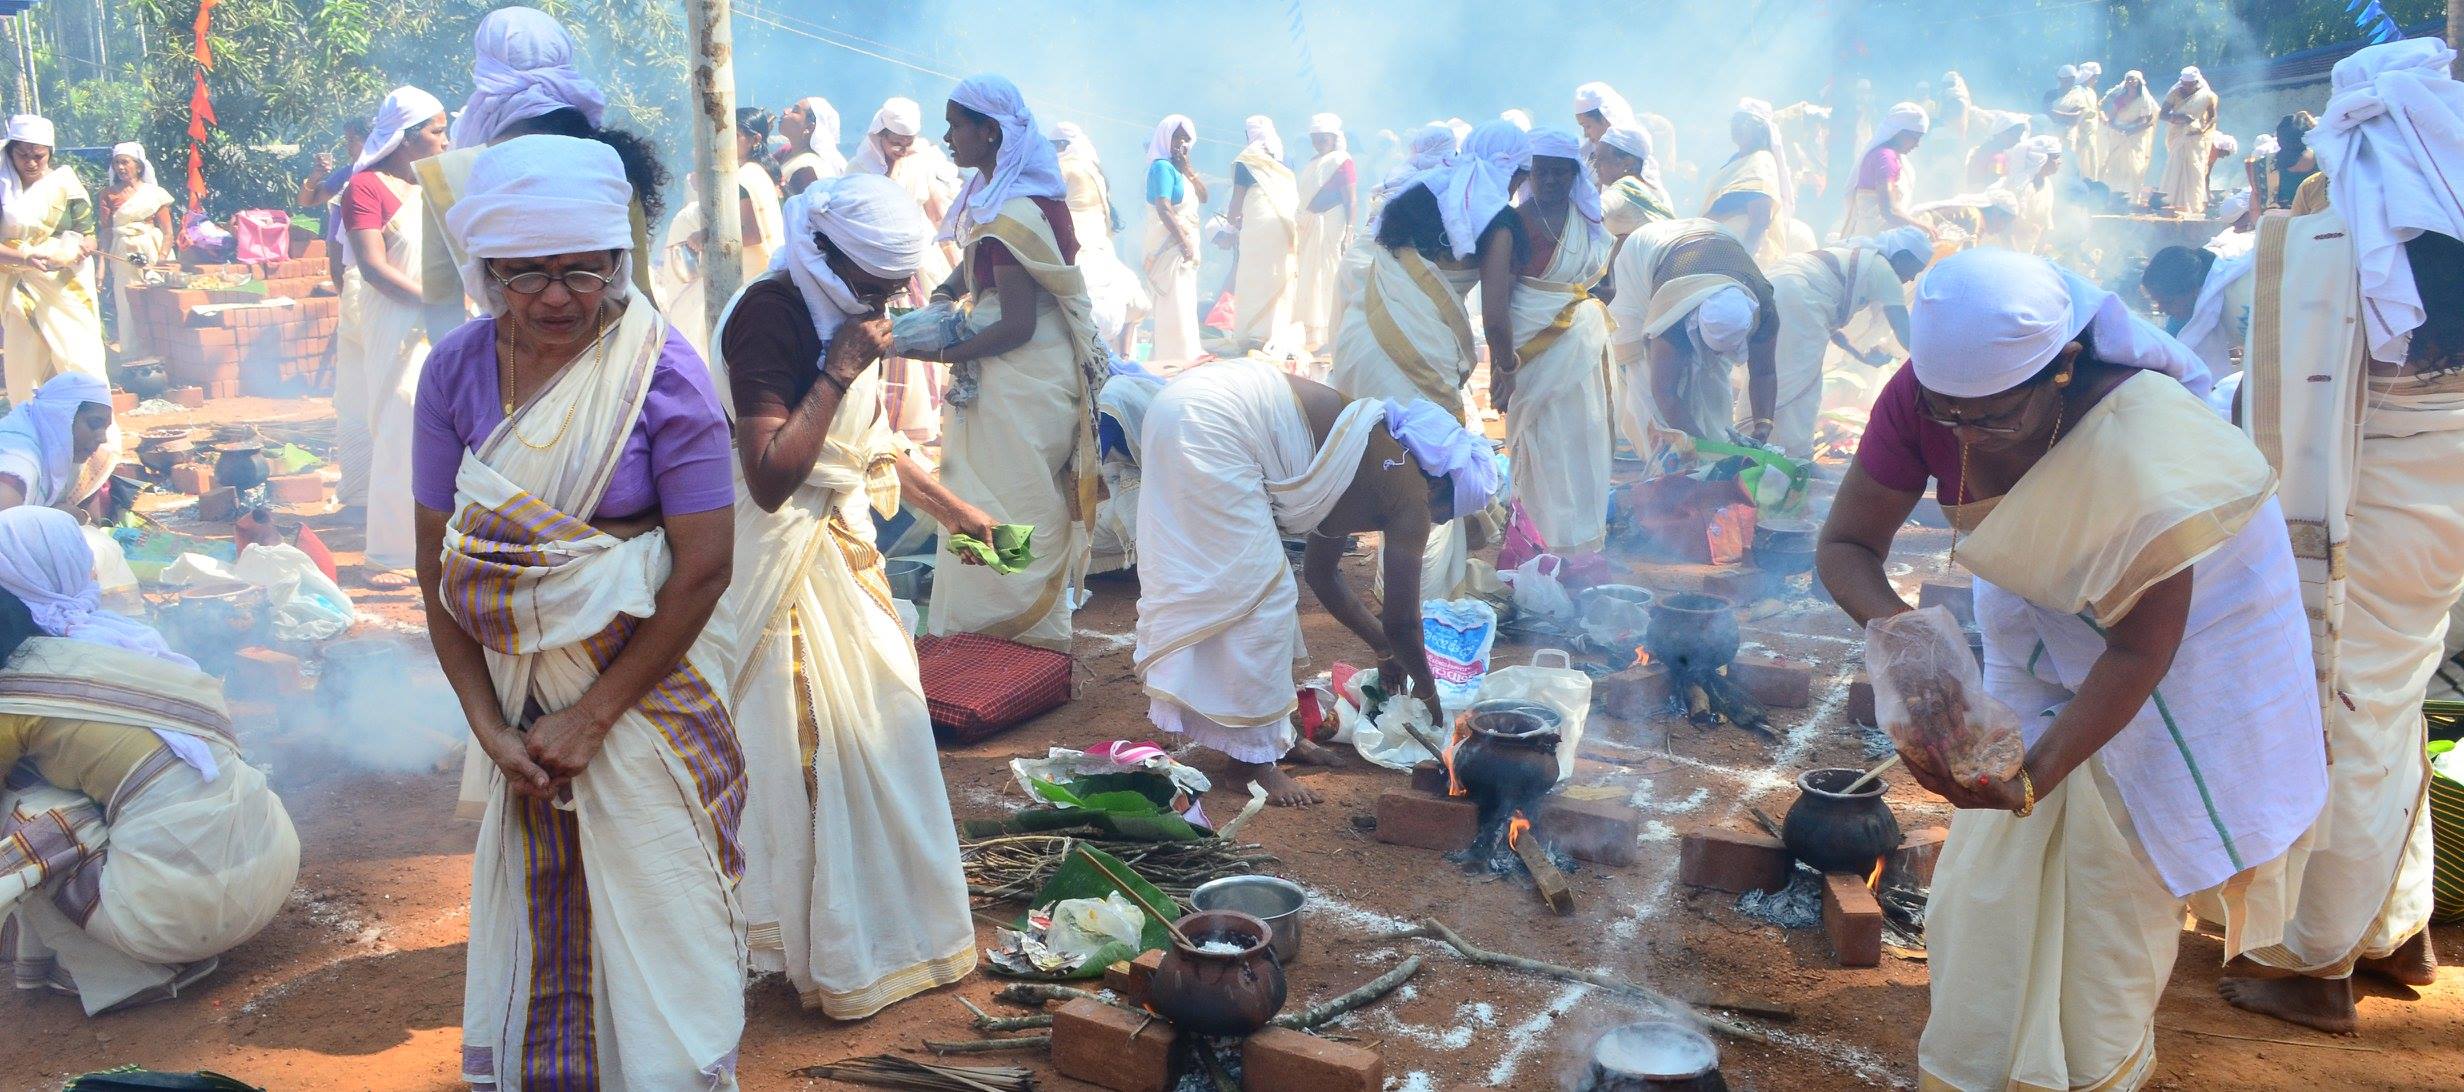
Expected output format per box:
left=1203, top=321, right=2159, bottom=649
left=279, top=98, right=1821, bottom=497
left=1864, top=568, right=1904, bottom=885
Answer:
left=1442, top=714, right=1470, bottom=797
left=1507, top=812, right=1532, bottom=849
left=1633, top=648, right=1653, bottom=668
left=1867, top=856, right=1886, bottom=891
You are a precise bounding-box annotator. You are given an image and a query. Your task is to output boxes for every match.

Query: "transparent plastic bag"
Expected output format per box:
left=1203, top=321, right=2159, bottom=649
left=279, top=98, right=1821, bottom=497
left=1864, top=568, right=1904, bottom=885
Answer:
left=889, top=300, right=968, bottom=356
left=1866, top=606, right=2024, bottom=785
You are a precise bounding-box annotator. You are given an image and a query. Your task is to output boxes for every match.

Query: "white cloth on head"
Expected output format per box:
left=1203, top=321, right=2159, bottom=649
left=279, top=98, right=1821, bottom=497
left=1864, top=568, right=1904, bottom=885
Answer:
left=1418, top=119, right=1530, bottom=259
left=2080, top=62, right=2102, bottom=81
left=2211, top=133, right=2239, bottom=158
left=1526, top=127, right=1601, bottom=224
left=943, top=75, right=1066, bottom=238
left=1376, top=123, right=1458, bottom=200
left=0, top=506, right=193, bottom=668
left=2253, top=133, right=2280, bottom=161
left=0, top=372, right=107, bottom=508
left=771, top=173, right=933, bottom=348
left=1731, top=98, right=1795, bottom=223
left=1243, top=115, right=1285, bottom=161
left=1309, top=112, right=1343, bottom=137
left=2009, top=135, right=2063, bottom=183
left=1446, top=118, right=1472, bottom=144
left=1599, top=124, right=1665, bottom=192
left=1858, top=101, right=1931, bottom=165
left=1573, top=81, right=1636, bottom=127
left=1049, top=121, right=1093, bottom=158
left=2178, top=67, right=2206, bottom=92
left=848, top=97, right=929, bottom=176
left=1381, top=398, right=1500, bottom=519
left=2058, top=64, right=2079, bottom=82
left=3, top=115, right=54, bottom=149
left=1692, top=286, right=1756, bottom=357
left=2305, top=38, right=2464, bottom=364
left=798, top=96, right=843, bottom=155
left=1147, top=114, right=1194, bottom=162
left=1911, top=248, right=2209, bottom=399
left=1501, top=109, right=1534, bottom=132
left=450, top=6, right=605, bottom=148
left=443, top=134, right=634, bottom=316
left=109, top=142, right=156, bottom=186
left=1870, top=225, right=1932, bottom=264
left=354, top=86, right=445, bottom=172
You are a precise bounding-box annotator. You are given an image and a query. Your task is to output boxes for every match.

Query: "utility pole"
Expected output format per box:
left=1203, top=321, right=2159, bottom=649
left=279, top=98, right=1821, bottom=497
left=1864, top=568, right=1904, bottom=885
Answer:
left=2451, top=0, right=2462, bottom=79
left=683, top=0, right=743, bottom=322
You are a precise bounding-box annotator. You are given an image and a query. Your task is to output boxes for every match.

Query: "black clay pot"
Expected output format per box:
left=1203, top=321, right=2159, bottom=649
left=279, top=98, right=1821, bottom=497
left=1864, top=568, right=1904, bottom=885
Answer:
left=1147, top=910, right=1286, bottom=1038
left=1781, top=767, right=1902, bottom=875
left=1642, top=593, right=1740, bottom=678
left=116, top=359, right=169, bottom=400
left=1577, top=1019, right=1727, bottom=1090
left=213, top=442, right=269, bottom=492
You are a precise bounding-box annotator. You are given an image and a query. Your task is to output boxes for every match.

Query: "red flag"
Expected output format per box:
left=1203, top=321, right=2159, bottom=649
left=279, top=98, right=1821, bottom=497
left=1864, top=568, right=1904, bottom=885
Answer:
left=186, top=0, right=220, bottom=214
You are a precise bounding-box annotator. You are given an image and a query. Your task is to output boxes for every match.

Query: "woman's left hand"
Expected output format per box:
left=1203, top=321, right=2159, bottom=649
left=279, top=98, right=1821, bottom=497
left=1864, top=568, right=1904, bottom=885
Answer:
left=525, top=705, right=614, bottom=782
left=1903, top=746, right=2032, bottom=812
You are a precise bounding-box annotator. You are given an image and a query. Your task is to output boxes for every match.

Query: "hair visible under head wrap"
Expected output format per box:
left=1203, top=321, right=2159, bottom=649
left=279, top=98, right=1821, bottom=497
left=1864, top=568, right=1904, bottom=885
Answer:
left=1243, top=115, right=1285, bottom=161
left=2, top=114, right=55, bottom=150
left=1911, top=248, right=2209, bottom=399
left=796, top=96, right=843, bottom=154
left=1867, top=225, right=1933, bottom=266
left=1411, top=119, right=1531, bottom=259
left=1147, top=114, right=1194, bottom=162
left=1598, top=124, right=1664, bottom=191
left=770, top=171, right=934, bottom=349
left=355, top=86, right=446, bottom=173
left=1381, top=399, right=1501, bottom=520
left=1525, top=127, right=1601, bottom=224
left=444, top=134, right=635, bottom=316
left=109, top=141, right=157, bottom=186
left=0, top=506, right=193, bottom=667
left=2308, top=38, right=2464, bottom=363
left=1858, top=101, right=1931, bottom=165
left=451, top=6, right=606, bottom=148
left=1572, top=81, right=1636, bottom=128
left=943, top=74, right=1066, bottom=238
left=0, top=372, right=110, bottom=508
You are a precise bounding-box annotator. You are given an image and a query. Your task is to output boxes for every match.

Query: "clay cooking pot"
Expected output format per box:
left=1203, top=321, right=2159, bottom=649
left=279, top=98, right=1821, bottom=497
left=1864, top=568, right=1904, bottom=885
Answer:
left=1146, top=910, right=1286, bottom=1038
left=1642, top=593, right=1739, bottom=677
left=1781, top=767, right=1902, bottom=875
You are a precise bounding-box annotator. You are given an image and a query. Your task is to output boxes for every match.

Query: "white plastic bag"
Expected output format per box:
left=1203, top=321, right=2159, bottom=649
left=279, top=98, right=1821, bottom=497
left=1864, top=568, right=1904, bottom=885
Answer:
left=1331, top=667, right=1443, bottom=771
left=1041, top=892, right=1147, bottom=968
left=1424, top=597, right=1499, bottom=716
left=1867, top=606, right=2024, bottom=784
left=1511, top=554, right=1577, bottom=624
left=162, top=544, right=356, bottom=641
left=890, top=300, right=968, bottom=356
left=1476, top=649, right=1592, bottom=782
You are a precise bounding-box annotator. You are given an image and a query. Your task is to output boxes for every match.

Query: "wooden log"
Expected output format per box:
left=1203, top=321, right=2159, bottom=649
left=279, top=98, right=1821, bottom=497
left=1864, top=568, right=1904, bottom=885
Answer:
left=1512, top=833, right=1576, bottom=915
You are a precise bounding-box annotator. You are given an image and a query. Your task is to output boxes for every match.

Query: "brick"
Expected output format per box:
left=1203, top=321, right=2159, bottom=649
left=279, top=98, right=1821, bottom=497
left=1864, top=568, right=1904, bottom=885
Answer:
left=1886, top=827, right=1948, bottom=889
left=1242, top=1026, right=1382, bottom=1092
left=1678, top=827, right=1792, bottom=894
left=205, top=379, right=242, bottom=400
left=229, top=648, right=308, bottom=699
left=1822, top=873, right=1882, bottom=967
left=168, top=385, right=205, bottom=409
left=1847, top=674, right=1875, bottom=726
left=1409, top=760, right=1450, bottom=796
left=110, top=388, right=137, bottom=413
left=267, top=472, right=326, bottom=504
left=1594, top=661, right=1671, bottom=720
left=1102, top=947, right=1166, bottom=1007
left=195, top=486, right=240, bottom=521
left=1050, top=997, right=1173, bottom=1092
left=1917, top=579, right=1974, bottom=626
left=169, top=462, right=215, bottom=495
left=1373, top=791, right=1638, bottom=866
left=1727, top=654, right=1812, bottom=709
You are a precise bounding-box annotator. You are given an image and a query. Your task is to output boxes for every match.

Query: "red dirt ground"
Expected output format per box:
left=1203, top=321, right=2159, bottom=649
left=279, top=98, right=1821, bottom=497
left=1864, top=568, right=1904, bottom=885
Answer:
left=5, top=396, right=2455, bottom=1091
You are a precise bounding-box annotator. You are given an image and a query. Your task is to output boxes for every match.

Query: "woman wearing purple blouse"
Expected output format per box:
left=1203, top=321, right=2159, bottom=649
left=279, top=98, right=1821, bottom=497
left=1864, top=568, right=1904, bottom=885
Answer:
left=412, top=134, right=748, bottom=1088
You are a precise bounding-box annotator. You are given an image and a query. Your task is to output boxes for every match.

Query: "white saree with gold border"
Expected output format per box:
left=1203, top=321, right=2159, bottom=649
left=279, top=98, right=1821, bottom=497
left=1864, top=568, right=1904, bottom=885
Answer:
left=1503, top=205, right=1612, bottom=555
left=0, top=166, right=104, bottom=404
left=444, top=301, right=747, bottom=1090
left=1230, top=146, right=1302, bottom=354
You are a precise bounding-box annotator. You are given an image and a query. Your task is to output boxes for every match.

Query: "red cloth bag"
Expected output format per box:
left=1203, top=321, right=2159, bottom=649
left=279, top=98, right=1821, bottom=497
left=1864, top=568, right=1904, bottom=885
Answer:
left=914, top=633, right=1073, bottom=744
left=231, top=210, right=292, bottom=264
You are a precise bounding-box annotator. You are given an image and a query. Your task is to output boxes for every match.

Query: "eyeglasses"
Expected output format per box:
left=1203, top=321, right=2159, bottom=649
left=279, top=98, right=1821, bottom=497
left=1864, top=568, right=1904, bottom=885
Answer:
left=1918, top=390, right=2035, bottom=437
left=491, top=267, right=616, bottom=295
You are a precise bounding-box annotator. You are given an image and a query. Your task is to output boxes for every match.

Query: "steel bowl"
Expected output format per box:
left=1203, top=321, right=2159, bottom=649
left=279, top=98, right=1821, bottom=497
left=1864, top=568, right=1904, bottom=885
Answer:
left=885, top=557, right=933, bottom=601
left=1189, top=875, right=1306, bottom=966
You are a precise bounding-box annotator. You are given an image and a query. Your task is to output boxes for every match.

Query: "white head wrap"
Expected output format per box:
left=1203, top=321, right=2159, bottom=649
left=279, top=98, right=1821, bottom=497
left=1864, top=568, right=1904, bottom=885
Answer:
left=1733, top=98, right=1795, bottom=213
left=451, top=6, right=605, bottom=148
left=0, top=507, right=193, bottom=668
left=1377, top=123, right=1458, bottom=200
left=444, top=135, right=634, bottom=316
left=796, top=96, right=843, bottom=156
left=0, top=372, right=110, bottom=508
left=2079, top=62, right=2103, bottom=82
left=1446, top=117, right=1473, bottom=144
left=2177, top=67, right=2207, bottom=93
left=110, top=142, right=157, bottom=186
left=1858, top=101, right=1931, bottom=165
left=2058, top=64, right=2079, bottom=83
left=1414, top=119, right=1531, bottom=259
left=943, top=75, right=1067, bottom=238
left=1381, top=399, right=1501, bottom=520
left=1692, top=286, right=1758, bottom=359
left=2308, top=38, right=2464, bottom=363
left=1309, top=112, right=1343, bottom=137
left=1242, top=115, right=1285, bottom=161
left=1942, top=71, right=1972, bottom=106
left=2252, top=132, right=2280, bottom=161
left=1500, top=109, right=1534, bottom=132
left=1868, top=225, right=1933, bottom=265
left=848, top=97, right=927, bottom=176
left=872, top=96, right=924, bottom=138
left=1598, top=124, right=1664, bottom=190
left=2, top=114, right=54, bottom=149
left=1573, top=81, right=1637, bottom=127
left=770, top=172, right=934, bottom=349
left=1525, top=127, right=1601, bottom=225
left=2210, top=133, right=2239, bottom=159
left=1048, top=120, right=1096, bottom=164
left=354, top=86, right=446, bottom=172
left=1910, top=248, right=2210, bottom=399
left=2009, top=135, right=2063, bottom=185
left=1147, top=115, right=1194, bottom=162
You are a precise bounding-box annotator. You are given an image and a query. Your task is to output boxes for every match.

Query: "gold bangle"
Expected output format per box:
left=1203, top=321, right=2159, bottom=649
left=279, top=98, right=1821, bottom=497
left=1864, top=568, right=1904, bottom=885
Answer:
left=2014, top=768, right=2036, bottom=818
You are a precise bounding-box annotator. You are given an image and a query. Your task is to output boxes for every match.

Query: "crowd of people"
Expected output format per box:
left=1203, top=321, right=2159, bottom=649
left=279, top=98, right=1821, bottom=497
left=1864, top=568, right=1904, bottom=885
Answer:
left=0, top=5, right=2457, bottom=1089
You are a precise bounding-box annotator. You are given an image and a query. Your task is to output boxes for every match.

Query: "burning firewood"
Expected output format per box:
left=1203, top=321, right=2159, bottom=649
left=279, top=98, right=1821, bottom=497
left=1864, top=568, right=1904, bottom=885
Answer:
left=1509, top=816, right=1577, bottom=915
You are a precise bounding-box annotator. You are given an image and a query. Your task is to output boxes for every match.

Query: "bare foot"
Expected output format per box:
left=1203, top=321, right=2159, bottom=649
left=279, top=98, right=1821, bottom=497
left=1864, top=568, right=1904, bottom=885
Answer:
left=1288, top=738, right=1348, bottom=768
left=364, top=568, right=416, bottom=590
left=2217, top=974, right=2358, bottom=1035
left=1230, top=759, right=1321, bottom=807
left=2359, top=932, right=2438, bottom=989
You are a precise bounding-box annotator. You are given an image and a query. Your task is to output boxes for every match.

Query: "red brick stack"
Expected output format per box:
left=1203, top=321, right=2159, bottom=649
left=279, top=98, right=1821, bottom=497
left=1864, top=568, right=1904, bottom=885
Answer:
left=121, top=243, right=338, bottom=401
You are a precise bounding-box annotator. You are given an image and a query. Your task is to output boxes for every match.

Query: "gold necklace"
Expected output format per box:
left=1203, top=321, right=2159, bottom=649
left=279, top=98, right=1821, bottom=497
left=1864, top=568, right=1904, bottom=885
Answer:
left=1949, top=389, right=2067, bottom=567
left=499, top=306, right=611, bottom=451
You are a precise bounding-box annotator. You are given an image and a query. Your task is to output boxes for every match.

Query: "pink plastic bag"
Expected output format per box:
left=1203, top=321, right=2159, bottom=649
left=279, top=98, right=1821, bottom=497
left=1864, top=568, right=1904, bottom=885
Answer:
left=1496, top=500, right=1548, bottom=572
left=231, top=210, right=292, bottom=264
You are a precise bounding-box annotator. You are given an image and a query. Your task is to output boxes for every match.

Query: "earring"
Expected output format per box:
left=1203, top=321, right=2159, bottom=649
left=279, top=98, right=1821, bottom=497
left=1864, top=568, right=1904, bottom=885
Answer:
left=2053, top=371, right=2073, bottom=388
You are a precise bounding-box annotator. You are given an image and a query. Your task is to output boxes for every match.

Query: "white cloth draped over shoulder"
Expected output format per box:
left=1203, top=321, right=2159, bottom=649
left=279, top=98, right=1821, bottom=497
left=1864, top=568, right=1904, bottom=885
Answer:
left=1327, top=217, right=1481, bottom=417
left=1766, top=244, right=1906, bottom=457
left=704, top=273, right=975, bottom=1019
left=1231, top=130, right=1302, bottom=354
left=2099, top=73, right=2159, bottom=195
left=2158, top=71, right=2219, bottom=215
left=0, top=151, right=103, bottom=404
left=1135, top=357, right=1389, bottom=762
left=0, top=372, right=115, bottom=509
left=2304, top=38, right=2464, bottom=365
left=1141, top=115, right=1203, bottom=370
left=781, top=96, right=850, bottom=189
left=1503, top=202, right=1612, bottom=554
left=102, top=152, right=173, bottom=358
left=1295, top=122, right=1354, bottom=346
left=334, top=171, right=428, bottom=570
left=443, top=299, right=749, bottom=1089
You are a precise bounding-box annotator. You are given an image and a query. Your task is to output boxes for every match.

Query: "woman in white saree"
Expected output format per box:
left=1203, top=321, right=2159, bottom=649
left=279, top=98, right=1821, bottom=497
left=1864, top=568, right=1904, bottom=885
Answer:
left=99, top=143, right=172, bottom=357
left=1817, top=250, right=2325, bottom=1091
left=1501, top=130, right=1613, bottom=556
left=707, top=174, right=991, bottom=1018
left=2097, top=71, right=2159, bottom=197
left=1139, top=115, right=1207, bottom=371
left=1226, top=115, right=1303, bottom=356
left=0, top=372, right=115, bottom=513
left=0, top=507, right=299, bottom=1017
left=337, top=86, right=449, bottom=581
left=903, top=76, right=1108, bottom=651
left=851, top=97, right=965, bottom=441
left=1700, top=100, right=1798, bottom=267
left=0, top=115, right=104, bottom=405
left=418, top=136, right=746, bottom=1089
left=2158, top=68, right=2220, bottom=216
